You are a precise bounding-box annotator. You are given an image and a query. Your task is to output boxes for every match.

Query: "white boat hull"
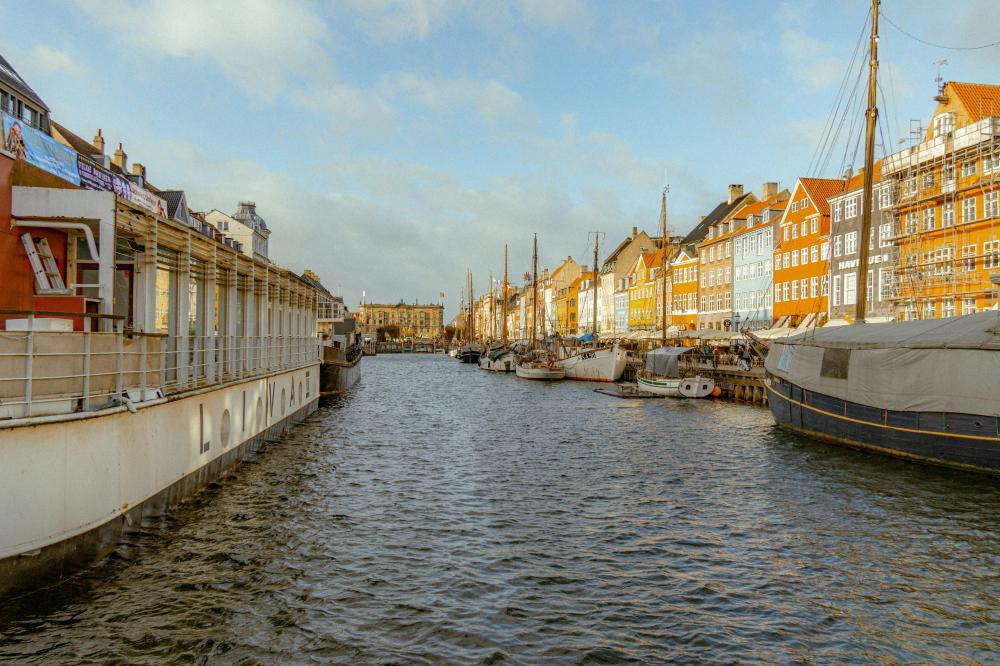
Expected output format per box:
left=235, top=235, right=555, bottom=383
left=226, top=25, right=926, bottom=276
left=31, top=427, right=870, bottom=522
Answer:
left=515, top=364, right=565, bottom=380
left=557, top=344, right=627, bottom=382
left=479, top=350, right=516, bottom=372
left=637, top=374, right=715, bottom=398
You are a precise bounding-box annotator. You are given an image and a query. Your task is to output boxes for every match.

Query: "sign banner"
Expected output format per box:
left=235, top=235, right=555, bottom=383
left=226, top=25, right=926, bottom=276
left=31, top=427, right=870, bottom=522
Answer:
left=76, top=155, right=166, bottom=217
left=2, top=112, right=80, bottom=185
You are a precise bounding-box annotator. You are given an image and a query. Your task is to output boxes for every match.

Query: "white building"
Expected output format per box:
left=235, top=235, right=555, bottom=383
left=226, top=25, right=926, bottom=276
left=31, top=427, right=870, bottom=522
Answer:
left=204, top=201, right=271, bottom=262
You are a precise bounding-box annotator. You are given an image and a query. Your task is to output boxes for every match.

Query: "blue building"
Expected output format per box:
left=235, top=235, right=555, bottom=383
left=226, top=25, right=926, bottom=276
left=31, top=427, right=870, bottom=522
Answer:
left=732, top=188, right=787, bottom=330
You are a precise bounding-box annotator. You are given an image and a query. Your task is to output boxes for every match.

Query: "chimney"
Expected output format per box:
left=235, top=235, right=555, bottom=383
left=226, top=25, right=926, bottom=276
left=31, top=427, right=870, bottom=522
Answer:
left=131, top=162, right=146, bottom=180
left=842, top=166, right=854, bottom=180
left=92, top=129, right=105, bottom=154
left=631, top=226, right=638, bottom=238
left=699, top=215, right=706, bottom=223
left=762, top=182, right=778, bottom=199
left=112, top=142, right=127, bottom=171
left=727, top=184, right=744, bottom=204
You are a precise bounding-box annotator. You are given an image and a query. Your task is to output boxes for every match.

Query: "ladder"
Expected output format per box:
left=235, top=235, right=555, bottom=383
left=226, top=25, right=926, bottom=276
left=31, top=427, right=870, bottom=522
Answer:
left=21, top=233, right=71, bottom=294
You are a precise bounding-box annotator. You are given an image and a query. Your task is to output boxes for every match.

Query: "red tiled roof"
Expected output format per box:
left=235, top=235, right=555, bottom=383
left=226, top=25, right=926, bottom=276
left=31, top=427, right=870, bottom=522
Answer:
left=948, top=82, right=1000, bottom=122
left=799, top=177, right=847, bottom=215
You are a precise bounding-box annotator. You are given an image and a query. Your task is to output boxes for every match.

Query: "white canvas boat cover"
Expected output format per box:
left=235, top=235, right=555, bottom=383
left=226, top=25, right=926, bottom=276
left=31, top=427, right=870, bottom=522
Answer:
left=765, top=312, right=1000, bottom=415
left=645, top=346, right=692, bottom=377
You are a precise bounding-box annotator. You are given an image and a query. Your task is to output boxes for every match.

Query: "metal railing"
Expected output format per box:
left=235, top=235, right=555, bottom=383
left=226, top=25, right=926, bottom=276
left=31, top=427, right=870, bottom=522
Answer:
left=0, top=315, right=320, bottom=421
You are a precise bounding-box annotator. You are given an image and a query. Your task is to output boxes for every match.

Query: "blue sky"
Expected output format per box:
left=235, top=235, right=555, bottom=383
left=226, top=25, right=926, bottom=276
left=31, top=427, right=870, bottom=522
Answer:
left=3, top=0, right=998, bottom=317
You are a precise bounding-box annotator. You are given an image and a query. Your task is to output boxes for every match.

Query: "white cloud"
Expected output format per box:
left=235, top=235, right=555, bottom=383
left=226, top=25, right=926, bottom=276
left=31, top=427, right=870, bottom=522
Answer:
left=514, top=0, right=592, bottom=41
left=339, top=0, right=461, bottom=42
left=780, top=29, right=847, bottom=92
left=28, top=45, right=90, bottom=81
left=73, top=0, right=333, bottom=99
left=380, top=73, right=535, bottom=127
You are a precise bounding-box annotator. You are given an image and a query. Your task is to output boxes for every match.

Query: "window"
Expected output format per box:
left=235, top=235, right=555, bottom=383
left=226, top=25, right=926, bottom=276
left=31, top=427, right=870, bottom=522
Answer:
left=942, top=298, right=956, bottom=318
left=821, top=274, right=829, bottom=296
left=962, top=297, right=977, bottom=315
left=791, top=201, right=798, bottom=212
left=800, top=221, right=807, bottom=237
left=963, top=197, right=977, bottom=223
left=709, top=247, right=715, bottom=262
left=833, top=202, right=842, bottom=222
left=962, top=245, right=977, bottom=272
left=783, top=251, right=790, bottom=268
left=783, top=282, right=790, bottom=301
left=791, top=251, right=798, bottom=267
left=924, top=300, right=937, bottom=319
left=783, top=226, right=790, bottom=241
left=985, top=155, right=999, bottom=175
left=962, top=160, right=977, bottom=178
left=922, top=171, right=936, bottom=190
left=880, top=186, right=893, bottom=209
left=845, top=197, right=858, bottom=218
left=725, top=241, right=731, bottom=258
left=843, top=272, right=857, bottom=306
left=943, top=203, right=955, bottom=227
left=724, top=267, right=731, bottom=284
left=986, top=191, right=999, bottom=219
left=879, top=223, right=892, bottom=247
left=708, top=271, right=714, bottom=287
left=700, top=296, right=706, bottom=311
left=933, top=112, right=955, bottom=137
left=985, top=241, right=1000, bottom=269
left=792, top=224, right=799, bottom=240
left=879, top=268, right=893, bottom=300
left=923, top=208, right=935, bottom=231
left=834, top=235, right=842, bottom=257
left=811, top=218, right=818, bottom=234
left=811, top=245, right=818, bottom=263
left=832, top=275, right=841, bottom=306
left=800, top=248, right=809, bottom=265
left=844, top=231, right=858, bottom=255
left=821, top=242, right=829, bottom=260
left=810, top=276, right=818, bottom=298
left=708, top=294, right=715, bottom=311
left=791, top=281, right=798, bottom=300
left=800, top=278, right=808, bottom=299
left=800, top=198, right=807, bottom=209
left=774, top=284, right=781, bottom=303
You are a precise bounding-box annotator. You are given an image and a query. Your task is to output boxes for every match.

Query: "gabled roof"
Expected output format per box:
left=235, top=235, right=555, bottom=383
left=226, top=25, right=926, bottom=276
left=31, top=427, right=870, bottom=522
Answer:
left=0, top=54, right=48, bottom=111
left=159, top=190, right=188, bottom=219
left=836, top=159, right=884, bottom=195
left=679, top=192, right=753, bottom=247
left=51, top=121, right=99, bottom=156
left=947, top=82, right=1000, bottom=123
left=796, top=178, right=846, bottom=216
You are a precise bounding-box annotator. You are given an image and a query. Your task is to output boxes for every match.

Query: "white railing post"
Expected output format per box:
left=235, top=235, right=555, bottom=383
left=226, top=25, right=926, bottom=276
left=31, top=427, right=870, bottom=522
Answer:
left=139, top=335, right=147, bottom=399
left=115, top=327, right=124, bottom=400
left=24, top=313, right=34, bottom=418
left=82, top=330, right=91, bottom=411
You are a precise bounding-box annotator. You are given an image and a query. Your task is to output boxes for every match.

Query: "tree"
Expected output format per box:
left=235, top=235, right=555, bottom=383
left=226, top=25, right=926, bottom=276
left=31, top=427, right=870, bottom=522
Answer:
left=443, top=325, right=457, bottom=343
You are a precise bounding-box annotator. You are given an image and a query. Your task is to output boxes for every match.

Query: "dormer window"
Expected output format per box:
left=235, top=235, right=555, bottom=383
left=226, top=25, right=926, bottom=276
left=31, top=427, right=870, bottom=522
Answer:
left=933, top=112, right=955, bottom=137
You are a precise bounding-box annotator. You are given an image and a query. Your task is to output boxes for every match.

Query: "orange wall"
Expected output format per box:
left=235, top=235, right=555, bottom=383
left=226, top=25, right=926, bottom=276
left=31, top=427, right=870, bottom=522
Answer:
left=773, top=183, right=830, bottom=320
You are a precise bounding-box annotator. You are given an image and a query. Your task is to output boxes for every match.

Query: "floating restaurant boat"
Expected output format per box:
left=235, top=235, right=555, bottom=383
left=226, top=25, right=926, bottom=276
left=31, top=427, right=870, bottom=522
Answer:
left=0, top=59, right=326, bottom=594
left=637, top=347, right=715, bottom=398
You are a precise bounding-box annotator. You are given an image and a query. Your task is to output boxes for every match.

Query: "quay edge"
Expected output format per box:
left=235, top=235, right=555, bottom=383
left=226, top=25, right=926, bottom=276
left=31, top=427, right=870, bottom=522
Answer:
left=0, top=364, right=318, bottom=597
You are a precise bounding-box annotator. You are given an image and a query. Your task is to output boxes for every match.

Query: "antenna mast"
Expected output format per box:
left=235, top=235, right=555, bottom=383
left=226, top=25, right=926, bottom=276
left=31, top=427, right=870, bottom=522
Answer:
left=591, top=231, right=600, bottom=340
left=502, top=244, right=509, bottom=346
left=660, top=184, right=669, bottom=346
left=855, top=0, right=879, bottom=323
left=532, top=234, right=538, bottom=348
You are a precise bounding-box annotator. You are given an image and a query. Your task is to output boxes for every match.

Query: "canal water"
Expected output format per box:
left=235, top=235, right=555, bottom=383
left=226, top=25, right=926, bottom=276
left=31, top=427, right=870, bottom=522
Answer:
left=1, top=355, right=998, bottom=664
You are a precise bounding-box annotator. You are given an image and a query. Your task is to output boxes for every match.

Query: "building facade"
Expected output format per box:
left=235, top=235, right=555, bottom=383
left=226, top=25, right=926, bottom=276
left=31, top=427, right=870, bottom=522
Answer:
left=357, top=302, right=444, bottom=338
left=883, top=81, right=1000, bottom=319
left=732, top=188, right=787, bottom=330
left=827, top=165, right=898, bottom=321
left=671, top=247, right=699, bottom=330
left=772, top=178, right=841, bottom=326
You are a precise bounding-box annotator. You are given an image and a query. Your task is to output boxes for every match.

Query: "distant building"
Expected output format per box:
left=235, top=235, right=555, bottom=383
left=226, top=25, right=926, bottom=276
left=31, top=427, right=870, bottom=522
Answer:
left=204, top=201, right=271, bottom=262
left=357, top=302, right=444, bottom=339
left=0, top=53, right=50, bottom=132
left=732, top=186, right=789, bottom=330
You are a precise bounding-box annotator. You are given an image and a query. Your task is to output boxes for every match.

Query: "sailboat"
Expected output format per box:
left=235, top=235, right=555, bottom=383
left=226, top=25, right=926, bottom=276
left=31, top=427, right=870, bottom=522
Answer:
left=762, top=0, right=1000, bottom=474
left=636, top=185, right=716, bottom=398
left=479, top=245, right=517, bottom=372
left=516, top=234, right=565, bottom=380
left=457, top=270, right=483, bottom=363
left=555, top=231, right=627, bottom=382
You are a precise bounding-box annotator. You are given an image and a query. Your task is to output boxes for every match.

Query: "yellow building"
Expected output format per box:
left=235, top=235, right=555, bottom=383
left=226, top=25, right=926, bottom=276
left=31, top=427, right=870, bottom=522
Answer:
left=627, top=251, right=659, bottom=330
left=566, top=273, right=589, bottom=333
left=884, top=81, right=1000, bottom=319
left=357, top=301, right=444, bottom=338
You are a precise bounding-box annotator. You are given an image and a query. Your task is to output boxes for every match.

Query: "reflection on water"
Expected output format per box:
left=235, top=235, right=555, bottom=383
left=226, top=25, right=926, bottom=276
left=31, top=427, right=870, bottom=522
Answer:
left=1, top=355, right=998, bottom=663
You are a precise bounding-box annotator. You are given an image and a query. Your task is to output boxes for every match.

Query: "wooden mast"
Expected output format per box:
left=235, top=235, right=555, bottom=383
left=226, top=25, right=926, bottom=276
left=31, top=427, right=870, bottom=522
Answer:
left=531, top=233, right=538, bottom=348
left=855, top=0, right=879, bottom=323
left=488, top=270, right=494, bottom=342
left=660, top=185, right=669, bottom=346
left=502, top=244, right=509, bottom=347
left=592, top=232, right=599, bottom=340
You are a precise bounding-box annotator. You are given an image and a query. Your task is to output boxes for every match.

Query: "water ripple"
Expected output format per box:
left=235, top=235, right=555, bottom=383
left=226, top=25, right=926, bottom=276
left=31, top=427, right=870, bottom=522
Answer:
left=1, top=354, right=998, bottom=664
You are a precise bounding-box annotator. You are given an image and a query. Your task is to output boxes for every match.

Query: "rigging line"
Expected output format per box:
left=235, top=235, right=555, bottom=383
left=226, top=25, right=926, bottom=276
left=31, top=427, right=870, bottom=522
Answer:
left=807, top=6, right=871, bottom=177
left=823, top=56, right=867, bottom=178
left=882, top=12, right=1000, bottom=51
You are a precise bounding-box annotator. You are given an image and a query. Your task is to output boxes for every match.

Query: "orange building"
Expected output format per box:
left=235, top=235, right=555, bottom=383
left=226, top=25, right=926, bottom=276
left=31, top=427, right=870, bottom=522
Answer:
left=671, top=246, right=699, bottom=330
left=696, top=215, right=737, bottom=330
left=772, top=177, right=845, bottom=326
left=883, top=81, right=1000, bottom=319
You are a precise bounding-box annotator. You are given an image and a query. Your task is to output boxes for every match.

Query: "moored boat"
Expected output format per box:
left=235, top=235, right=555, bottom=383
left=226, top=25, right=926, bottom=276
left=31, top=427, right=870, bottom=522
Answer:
left=637, top=346, right=715, bottom=398
left=557, top=342, right=627, bottom=382
left=515, top=353, right=565, bottom=380
left=479, top=346, right=516, bottom=372
left=458, top=342, right=483, bottom=363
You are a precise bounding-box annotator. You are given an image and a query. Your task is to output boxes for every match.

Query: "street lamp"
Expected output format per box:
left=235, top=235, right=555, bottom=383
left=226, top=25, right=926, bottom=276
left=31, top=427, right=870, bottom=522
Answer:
left=734, top=312, right=741, bottom=334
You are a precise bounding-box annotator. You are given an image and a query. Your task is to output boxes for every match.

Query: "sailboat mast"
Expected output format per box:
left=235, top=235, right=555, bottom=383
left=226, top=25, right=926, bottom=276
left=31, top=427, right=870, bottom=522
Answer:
left=532, top=233, right=538, bottom=348
left=592, top=233, right=599, bottom=339
left=660, top=186, right=668, bottom=346
left=855, top=0, right=879, bottom=322
left=489, top=270, right=494, bottom=341
left=502, top=244, right=509, bottom=346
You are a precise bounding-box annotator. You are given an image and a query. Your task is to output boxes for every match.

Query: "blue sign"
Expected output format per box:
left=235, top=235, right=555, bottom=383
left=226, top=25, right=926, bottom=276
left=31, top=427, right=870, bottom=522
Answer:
left=2, top=112, right=80, bottom=185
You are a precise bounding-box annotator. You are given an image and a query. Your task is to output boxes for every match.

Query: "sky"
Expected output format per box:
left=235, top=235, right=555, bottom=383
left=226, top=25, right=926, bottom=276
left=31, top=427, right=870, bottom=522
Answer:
left=3, top=0, right=999, bottom=319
